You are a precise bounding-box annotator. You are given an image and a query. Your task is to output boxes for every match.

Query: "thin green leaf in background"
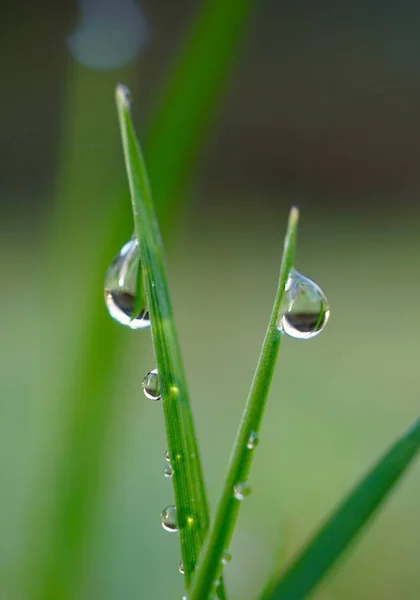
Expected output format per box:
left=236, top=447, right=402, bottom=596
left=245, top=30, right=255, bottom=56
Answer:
left=146, top=0, right=256, bottom=222
left=265, top=418, right=420, bottom=600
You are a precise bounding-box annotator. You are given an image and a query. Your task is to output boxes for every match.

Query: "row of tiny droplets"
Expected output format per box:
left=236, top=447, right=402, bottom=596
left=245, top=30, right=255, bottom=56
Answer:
left=103, top=235, right=234, bottom=593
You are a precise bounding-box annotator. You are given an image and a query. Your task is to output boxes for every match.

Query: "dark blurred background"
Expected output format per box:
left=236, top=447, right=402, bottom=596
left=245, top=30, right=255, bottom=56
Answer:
left=5, top=0, right=420, bottom=220
left=1, top=1, right=420, bottom=599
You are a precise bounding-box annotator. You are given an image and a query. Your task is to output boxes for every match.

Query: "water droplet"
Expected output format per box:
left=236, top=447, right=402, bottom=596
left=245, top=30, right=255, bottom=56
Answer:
left=221, top=550, right=232, bottom=565
left=179, top=561, right=184, bottom=574
left=233, top=482, right=252, bottom=501
left=104, top=236, right=150, bottom=329
left=142, top=368, right=161, bottom=400
left=279, top=268, right=330, bottom=340
left=164, top=450, right=170, bottom=462
left=160, top=505, right=178, bottom=532
left=246, top=431, right=259, bottom=450
left=163, top=464, right=173, bottom=479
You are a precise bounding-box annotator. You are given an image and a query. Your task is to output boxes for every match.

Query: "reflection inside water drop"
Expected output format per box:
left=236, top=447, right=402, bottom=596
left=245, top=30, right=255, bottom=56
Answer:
left=160, top=505, right=178, bottom=532
left=279, top=268, right=330, bottom=340
left=104, top=236, right=150, bottom=329
left=142, top=368, right=161, bottom=400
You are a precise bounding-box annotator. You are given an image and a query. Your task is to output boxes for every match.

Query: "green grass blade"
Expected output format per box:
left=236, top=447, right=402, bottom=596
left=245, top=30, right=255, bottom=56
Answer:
left=265, top=418, right=420, bottom=600
left=115, top=84, right=208, bottom=585
left=189, top=208, right=300, bottom=600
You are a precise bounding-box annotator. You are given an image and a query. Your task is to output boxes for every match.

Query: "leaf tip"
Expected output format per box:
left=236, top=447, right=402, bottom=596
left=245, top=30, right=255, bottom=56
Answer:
left=115, top=83, right=132, bottom=109
left=289, top=205, right=299, bottom=226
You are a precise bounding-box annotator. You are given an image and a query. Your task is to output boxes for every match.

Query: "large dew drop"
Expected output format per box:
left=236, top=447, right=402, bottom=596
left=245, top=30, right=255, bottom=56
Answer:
left=142, top=368, right=161, bottom=400
left=104, top=236, right=150, bottom=329
left=160, top=505, right=178, bottom=532
left=279, top=268, right=330, bottom=340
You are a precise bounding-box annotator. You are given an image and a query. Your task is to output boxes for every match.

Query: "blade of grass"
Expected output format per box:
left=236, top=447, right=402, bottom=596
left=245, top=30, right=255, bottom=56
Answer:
left=189, top=207, right=300, bottom=600
left=115, top=84, right=206, bottom=585
left=29, top=2, right=255, bottom=598
left=264, top=418, right=420, bottom=600
left=146, top=0, right=255, bottom=219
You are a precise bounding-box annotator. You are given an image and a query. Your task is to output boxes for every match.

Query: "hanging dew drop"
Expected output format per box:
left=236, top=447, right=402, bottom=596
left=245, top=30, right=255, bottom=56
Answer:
left=104, top=235, right=150, bottom=329
left=142, top=369, right=161, bottom=400
left=163, top=464, right=173, bottom=479
left=160, top=505, right=178, bottom=532
left=179, top=561, right=184, bottom=574
left=221, top=550, right=232, bottom=565
left=164, top=450, right=170, bottom=462
left=233, top=482, right=252, bottom=501
left=246, top=431, right=259, bottom=450
left=279, top=268, right=330, bottom=340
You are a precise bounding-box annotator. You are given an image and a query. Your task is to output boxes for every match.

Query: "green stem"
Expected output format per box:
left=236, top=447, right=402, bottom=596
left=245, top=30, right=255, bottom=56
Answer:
left=189, top=207, right=299, bottom=600
left=115, top=85, right=208, bottom=586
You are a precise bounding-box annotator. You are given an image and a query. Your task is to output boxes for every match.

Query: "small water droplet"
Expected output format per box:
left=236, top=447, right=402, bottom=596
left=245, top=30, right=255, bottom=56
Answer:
left=246, top=431, right=259, bottom=450
left=142, top=368, right=161, bottom=400
left=279, top=268, right=330, bottom=340
left=163, top=464, right=173, bottom=479
left=160, top=505, right=178, bottom=532
left=164, top=450, right=170, bottom=462
left=221, top=550, right=232, bottom=565
left=104, top=236, right=150, bottom=329
left=233, top=482, right=252, bottom=501
left=179, top=561, right=184, bottom=574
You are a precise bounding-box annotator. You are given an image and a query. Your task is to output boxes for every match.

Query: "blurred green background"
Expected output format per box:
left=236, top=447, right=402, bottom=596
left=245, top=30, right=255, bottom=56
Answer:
left=1, top=1, right=420, bottom=599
